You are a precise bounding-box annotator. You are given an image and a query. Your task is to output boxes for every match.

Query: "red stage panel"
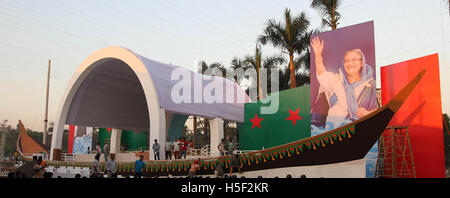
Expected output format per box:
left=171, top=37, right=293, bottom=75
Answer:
left=381, top=54, right=445, bottom=178
left=68, top=125, right=75, bottom=154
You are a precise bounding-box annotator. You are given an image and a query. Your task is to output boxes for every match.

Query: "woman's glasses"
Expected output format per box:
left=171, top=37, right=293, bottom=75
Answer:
left=344, top=58, right=362, bottom=64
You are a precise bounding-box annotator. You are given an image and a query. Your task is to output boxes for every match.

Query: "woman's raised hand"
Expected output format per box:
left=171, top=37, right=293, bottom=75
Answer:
left=311, top=37, right=326, bottom=75
left=311, top=37, right=324, bottom=56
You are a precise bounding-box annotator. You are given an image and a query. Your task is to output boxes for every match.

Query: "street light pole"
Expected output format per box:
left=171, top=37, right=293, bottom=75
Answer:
left=43, top=59, right=51, bottom=145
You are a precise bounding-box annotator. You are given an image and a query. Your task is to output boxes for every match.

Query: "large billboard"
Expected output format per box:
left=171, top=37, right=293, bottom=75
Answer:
left=310, top=21, right=378, bottom=177
left=381, top=54, right=445, bottom=178
left=310, top=21, right=377, bottom=132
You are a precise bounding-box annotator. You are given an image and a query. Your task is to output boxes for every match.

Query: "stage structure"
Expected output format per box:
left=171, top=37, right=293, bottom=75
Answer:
left=45, top=70, right=426, bottom=177
left=50, top=47, right=250, bottom=160
left=46, top=45, right=434, bottom=177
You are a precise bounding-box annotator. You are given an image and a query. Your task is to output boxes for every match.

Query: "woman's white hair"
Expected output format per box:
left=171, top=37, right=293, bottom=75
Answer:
left=344, top=49, right=366, bottom=74
left=345, top=49, right=366, bottom=64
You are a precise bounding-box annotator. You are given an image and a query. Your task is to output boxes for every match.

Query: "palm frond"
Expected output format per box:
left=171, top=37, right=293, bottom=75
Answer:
left=321, top=18, right=332, bottom=29
left=197, top=61, right=209, bottom=74
left=229, top=57, right=248, bottom=82
left=197, top=61, right=227, bottom=76
left=258, top=8, right=312, bottom=88
left=295, top=71, right=311, bottom=87
left=310, top=0, right=327, bottom=9
left=310, top=0, right=342, bottom=29
left=258, top=19, right=289, bottom=50
left=243, top=55, right=257, bottom=70
left=230, top=57, right=244, bottom=70
left=263, top=55, right=286, bottom=69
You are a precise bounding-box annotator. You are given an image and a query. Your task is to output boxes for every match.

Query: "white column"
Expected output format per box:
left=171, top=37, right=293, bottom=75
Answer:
left=50, top=118, right=66, bottom=160
left=149, top=108, right=166, bottom=160
left=110, top=128, right=122, bottom=154
left=209, top=117, right=224, bottom=156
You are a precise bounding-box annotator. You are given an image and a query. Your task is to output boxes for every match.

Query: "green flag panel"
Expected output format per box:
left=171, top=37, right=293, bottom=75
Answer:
left=98, top=128, right=112, bottom=153
left=99, top=128, right=149, bottom=151
left=120, top=130, right=149, bottom=151
left=239, top=86, right=311, bottom=150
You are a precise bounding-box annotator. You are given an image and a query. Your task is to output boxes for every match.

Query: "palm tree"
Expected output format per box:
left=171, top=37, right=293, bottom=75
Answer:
left=262, top=54, right=286, bottom=94
left=193, top=115, right=197, bottom=148
left=273, top=28, right=319, bottom=89
left=295, top=68, right=311, bottom=87
left=197, top=61, right=226, bottom=76
left=310, top=0, right=342, bottom=30
left=243, top=45, right=285, bottom=100
left=295, top=29, right=321, bottom=71
left=195, top=61, right=229, bottom=148
left=194, top=116, right=213, bottom=148
left=230, top=57, right=246, bottom=82
left=195, top=61, right=209, bottom=148
left=196, top=61, right=221, bottom=148
left=258, top=8, right=310, bottom=89
left=197, top=61, right=208, bottom=74
left=278, top=66, right=290, bottom=91
left=278, top=65, right=310, bottom=90
left=208, top=63, right=227, bottom=76
left=293, top=29, right=321, bottom=86
left=447, top=0, right=450, bottom=15
left=230, top=57, right=252, bottom=96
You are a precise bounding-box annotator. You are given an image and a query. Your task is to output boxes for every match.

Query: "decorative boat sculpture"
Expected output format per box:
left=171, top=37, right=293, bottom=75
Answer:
left=47, top=70, right=426, bottom=177
left=16, top=120, right=48, bottom=161
left=13, top=120, right=49, bottom=177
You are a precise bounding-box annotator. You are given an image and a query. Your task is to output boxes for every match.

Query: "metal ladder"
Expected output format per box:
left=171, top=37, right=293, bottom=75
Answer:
left=375, top=126, right=416, bottom=178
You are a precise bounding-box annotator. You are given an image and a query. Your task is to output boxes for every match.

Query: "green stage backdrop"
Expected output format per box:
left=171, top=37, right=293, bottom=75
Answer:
left=98, top=128, right=149, bottom=151
left=120, top=130, right=149, bottom=151
left=239, top=86, right=311, bottom=150
left=98, top=128, right=111, bottom=153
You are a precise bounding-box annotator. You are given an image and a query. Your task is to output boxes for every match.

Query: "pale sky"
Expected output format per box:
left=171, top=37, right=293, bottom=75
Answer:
left=0, top=0, right=449, bottom=131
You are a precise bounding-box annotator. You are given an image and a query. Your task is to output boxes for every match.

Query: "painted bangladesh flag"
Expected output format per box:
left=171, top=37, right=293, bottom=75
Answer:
left=239, top=86, right=311, bottom=150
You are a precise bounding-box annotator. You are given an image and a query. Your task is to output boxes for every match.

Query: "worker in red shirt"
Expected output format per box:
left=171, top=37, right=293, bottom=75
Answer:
left=188, top=140, right=194, bottom=150
left=180, top=137, right=188, bottom=159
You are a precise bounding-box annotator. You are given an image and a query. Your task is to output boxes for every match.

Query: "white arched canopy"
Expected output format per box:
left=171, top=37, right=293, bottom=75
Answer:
left=50, top=46, right=249, bottom=160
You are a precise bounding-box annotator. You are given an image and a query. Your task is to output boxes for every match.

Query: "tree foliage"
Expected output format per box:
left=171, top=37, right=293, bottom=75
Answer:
left=258, top=8, right=311, bottom=88
left=310, top=0, right=342, bottom=30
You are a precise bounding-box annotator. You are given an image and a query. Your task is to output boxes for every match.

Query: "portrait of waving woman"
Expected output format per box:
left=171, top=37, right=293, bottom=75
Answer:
left=311, top=37, right=377, bottom=131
